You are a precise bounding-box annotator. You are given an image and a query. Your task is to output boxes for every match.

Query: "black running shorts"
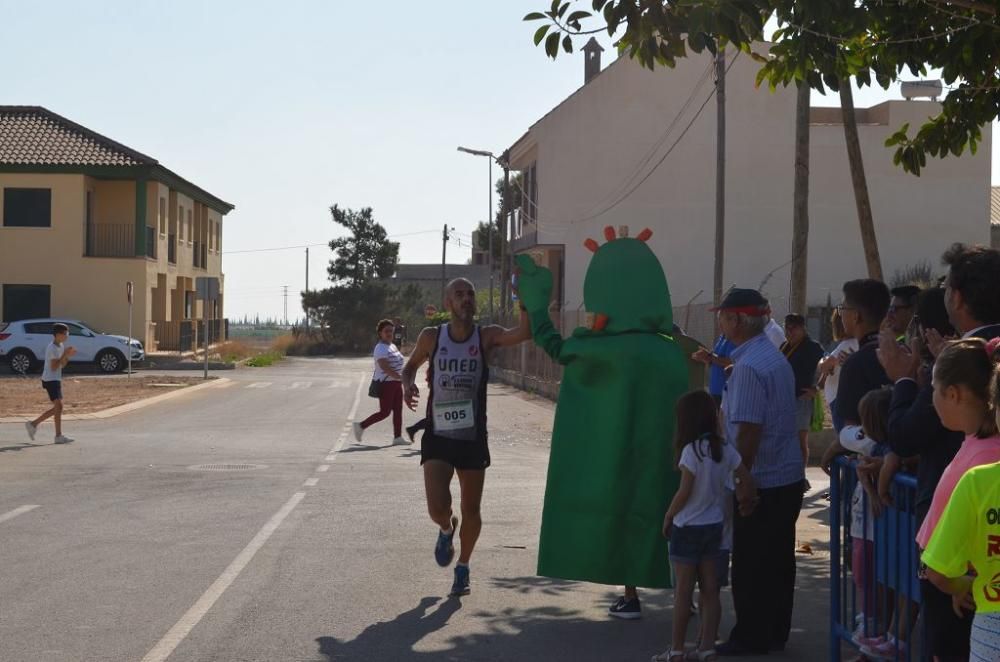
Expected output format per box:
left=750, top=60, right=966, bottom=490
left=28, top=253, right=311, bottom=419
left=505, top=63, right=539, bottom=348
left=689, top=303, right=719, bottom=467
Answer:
left=42, top=380, right=63, bottom=402
left=420, top=432, right=491, bottom=470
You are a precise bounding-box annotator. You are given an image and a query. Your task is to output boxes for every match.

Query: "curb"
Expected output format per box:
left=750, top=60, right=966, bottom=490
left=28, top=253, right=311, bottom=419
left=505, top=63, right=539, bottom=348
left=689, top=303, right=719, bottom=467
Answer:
left=0, top=377, right=231, bottom=423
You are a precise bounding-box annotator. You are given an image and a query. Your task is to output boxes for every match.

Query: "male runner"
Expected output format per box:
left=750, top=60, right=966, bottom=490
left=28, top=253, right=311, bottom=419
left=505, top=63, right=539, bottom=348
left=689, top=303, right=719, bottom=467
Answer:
left=402, top=277, right=531, bottom=597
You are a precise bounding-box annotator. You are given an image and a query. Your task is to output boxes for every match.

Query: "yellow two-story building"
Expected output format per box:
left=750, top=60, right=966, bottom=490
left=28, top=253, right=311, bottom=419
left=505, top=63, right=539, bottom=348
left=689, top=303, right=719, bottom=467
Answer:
left=0, top=106, right=234, bottom=351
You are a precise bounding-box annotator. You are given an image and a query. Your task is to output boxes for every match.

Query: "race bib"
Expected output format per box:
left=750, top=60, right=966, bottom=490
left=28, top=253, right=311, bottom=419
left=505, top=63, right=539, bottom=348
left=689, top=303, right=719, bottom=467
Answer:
left=433, top=400, right=474, bottom=432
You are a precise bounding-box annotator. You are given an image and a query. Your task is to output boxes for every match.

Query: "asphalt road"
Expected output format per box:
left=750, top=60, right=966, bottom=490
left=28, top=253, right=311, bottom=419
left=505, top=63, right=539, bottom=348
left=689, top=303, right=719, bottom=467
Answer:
left=0, top=357, right=831, bottom=662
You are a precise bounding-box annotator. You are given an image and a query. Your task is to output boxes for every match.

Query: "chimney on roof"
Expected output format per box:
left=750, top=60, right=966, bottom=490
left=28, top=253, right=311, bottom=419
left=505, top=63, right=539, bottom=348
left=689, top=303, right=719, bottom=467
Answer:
left=583, top=37, right=605, bottom=84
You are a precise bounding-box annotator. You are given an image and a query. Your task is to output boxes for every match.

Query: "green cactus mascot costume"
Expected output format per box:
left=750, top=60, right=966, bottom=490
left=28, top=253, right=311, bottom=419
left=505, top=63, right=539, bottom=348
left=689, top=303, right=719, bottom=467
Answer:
left=515, top=226, right=688, bottom=588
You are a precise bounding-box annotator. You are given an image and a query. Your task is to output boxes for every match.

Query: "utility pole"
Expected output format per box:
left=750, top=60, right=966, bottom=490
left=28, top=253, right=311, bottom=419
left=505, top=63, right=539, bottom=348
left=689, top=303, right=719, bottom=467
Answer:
left=282, top=285, right=288, bottom=326
left=500, top=152, right=511, bottom=314
left=713, top=45, right=726, bottom=327
left=790, top=81, right=811, bottom=314
left=304, top=247, right=310, bottom=330
left=488, top=158, right=494, bottom=321
left=441, top=224, right=451, bottom=306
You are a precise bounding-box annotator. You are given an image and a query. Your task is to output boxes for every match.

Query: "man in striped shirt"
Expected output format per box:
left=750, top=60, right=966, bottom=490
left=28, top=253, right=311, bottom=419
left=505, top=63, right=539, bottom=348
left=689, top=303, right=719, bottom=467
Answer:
left=714, top=288, right=805, bottom=657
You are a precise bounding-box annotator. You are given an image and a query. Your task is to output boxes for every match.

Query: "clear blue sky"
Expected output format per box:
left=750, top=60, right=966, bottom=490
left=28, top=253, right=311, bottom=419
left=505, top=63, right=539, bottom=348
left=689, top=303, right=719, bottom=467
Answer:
left=3, top=1, right=995, bottom=321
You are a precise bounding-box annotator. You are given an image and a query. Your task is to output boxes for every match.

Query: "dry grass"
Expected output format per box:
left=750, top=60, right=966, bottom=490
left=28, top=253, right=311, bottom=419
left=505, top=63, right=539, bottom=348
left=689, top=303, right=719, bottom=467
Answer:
left=0, top=375, right=206, bottom=417
left=274, top=334, right=336, bottom=356
left=213, top=340, right=256, bottom=363
left=270, top=335, right=296, bottom=355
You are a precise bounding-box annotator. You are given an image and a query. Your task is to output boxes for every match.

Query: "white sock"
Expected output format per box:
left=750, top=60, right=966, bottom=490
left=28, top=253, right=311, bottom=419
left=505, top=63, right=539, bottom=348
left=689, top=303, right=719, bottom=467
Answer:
left=456, top=562, right=468, bottom=569
left=441, top=524, right=454, bottom=536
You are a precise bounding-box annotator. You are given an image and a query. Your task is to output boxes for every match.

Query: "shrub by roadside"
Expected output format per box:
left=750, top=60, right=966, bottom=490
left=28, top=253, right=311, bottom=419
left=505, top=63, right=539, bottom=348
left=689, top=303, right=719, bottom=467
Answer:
left=245, top=351, right=283, bottom=367
left=213, top=340, right=256, bottom=363
left=274, top=334, right=337, bottom=357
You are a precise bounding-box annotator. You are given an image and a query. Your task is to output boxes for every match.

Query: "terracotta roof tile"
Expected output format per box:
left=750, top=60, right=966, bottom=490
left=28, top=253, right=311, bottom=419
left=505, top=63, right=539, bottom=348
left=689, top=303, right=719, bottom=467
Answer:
left=0, top=106, right=234, bottom=212
left=0, top=106, right=154, bottom=167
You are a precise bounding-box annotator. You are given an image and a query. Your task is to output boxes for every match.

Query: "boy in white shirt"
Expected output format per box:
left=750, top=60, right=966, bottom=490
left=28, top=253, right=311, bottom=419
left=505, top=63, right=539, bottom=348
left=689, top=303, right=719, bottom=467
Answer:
left=25, top=323, right=77, bottom=444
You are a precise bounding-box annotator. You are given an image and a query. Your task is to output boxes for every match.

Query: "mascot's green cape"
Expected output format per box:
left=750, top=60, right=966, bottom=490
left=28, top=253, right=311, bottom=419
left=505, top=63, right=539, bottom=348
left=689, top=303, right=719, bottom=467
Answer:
left=516, top=226, right=688, bottom=588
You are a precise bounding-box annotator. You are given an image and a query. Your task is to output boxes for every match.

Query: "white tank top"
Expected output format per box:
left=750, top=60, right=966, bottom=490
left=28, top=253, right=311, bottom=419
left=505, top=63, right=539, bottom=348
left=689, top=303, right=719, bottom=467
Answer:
left=428, top=323, right=488, bottom=442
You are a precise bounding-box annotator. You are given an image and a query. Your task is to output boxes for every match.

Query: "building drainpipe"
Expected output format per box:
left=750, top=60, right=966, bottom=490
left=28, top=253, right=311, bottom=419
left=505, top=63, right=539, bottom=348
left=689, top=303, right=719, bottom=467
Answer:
left=134, top=178, right=147, bottom=257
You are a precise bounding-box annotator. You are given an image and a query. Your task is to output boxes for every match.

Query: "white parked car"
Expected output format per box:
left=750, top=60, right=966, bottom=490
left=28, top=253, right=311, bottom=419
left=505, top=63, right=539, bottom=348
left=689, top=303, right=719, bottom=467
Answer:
left=0, top=318, right=144, bottom=375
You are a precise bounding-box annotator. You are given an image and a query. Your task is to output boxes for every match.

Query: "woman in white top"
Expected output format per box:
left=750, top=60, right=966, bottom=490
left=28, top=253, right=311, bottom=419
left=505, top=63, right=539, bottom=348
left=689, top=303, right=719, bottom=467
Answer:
left=354, top=319, right=408, bottom=445
left=817, top=308, right=859, bottom=433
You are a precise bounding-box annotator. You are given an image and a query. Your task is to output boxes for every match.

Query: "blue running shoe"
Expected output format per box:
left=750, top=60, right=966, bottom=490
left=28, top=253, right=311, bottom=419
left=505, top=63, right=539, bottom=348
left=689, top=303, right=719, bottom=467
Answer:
left=434, top=516, right=458, bottom=567
left=450, top=564, right=470, bottom=597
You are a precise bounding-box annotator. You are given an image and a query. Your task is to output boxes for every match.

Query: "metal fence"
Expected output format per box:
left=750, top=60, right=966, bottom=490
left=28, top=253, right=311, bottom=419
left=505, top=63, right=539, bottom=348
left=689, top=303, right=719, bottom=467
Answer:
left=830, top=456, right=923, bottom=661
left=155, top=319, right=228, bottom=352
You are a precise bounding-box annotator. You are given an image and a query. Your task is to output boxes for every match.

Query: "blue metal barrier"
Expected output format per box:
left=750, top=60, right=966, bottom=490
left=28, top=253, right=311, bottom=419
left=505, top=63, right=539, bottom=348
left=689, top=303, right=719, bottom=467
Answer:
left=829, top=455, right=922, bottom=661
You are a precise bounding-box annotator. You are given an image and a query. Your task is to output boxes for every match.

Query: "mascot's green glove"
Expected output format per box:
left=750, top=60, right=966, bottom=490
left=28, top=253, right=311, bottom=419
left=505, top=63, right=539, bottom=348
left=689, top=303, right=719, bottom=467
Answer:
left=514, top=254, right=552, bottom=314
left=514, top=254, right=565, bottom=362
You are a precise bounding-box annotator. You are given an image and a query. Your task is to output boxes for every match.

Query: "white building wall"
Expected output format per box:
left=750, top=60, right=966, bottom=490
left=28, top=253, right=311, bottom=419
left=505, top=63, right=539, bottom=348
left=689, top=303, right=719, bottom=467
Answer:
left=516, top=51, right=991, bottom=326
left=808, top=102, right=990, bottom=306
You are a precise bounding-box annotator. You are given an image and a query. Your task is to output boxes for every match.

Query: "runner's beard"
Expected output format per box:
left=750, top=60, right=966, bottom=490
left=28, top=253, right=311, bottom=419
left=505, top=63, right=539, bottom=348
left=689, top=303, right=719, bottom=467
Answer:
left=452, top=305, right=475, bottom=323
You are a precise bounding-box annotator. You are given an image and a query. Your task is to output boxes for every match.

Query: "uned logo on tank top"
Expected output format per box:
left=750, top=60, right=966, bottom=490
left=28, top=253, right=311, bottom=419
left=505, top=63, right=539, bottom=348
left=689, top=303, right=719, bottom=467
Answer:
left=437, top=358, right=479, bottom=374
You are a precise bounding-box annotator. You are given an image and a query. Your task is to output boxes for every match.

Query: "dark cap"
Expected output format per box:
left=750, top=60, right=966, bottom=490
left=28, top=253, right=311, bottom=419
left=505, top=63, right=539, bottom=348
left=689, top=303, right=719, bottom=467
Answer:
left=711, top=288, right=770, bottom=315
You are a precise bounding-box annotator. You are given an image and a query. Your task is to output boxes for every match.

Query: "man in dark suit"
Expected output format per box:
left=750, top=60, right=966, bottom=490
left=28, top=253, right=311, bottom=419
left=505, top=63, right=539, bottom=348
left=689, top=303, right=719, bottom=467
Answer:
left=878, top=243, right=1000, bottom=662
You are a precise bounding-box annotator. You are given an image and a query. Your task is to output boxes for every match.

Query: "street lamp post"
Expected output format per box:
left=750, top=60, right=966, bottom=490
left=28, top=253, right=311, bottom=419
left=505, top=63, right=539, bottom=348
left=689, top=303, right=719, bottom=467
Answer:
left=457, top=146, right=496, bottom=320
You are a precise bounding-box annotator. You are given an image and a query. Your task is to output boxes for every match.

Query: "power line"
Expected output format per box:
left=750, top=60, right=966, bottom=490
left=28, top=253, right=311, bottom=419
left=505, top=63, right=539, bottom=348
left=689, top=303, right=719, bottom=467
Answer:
left=569, top=51, right=742, bottom=227
left=783, top=16, right=980, bottom=44
left=575, top=61, right=716, bottom=220
left=222, top=229, right=440, bottom=255
left=224, top=242, right=328, bottom=255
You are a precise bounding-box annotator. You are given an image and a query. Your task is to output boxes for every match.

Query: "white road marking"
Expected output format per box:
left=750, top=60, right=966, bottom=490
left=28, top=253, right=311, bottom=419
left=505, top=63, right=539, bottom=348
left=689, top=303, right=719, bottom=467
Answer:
left=246, top=382, right=272, bottom=389
left=316, top=465, right=329, bottom=473
left=347, top=375, right=364, bottom=421
left=214, top=381, right=235, bottom=389
left=328, top=380, right=350, bottom=389
left=0, top=505, right=40, bottom=525
left=289, top=381, right=312, bottom=390
left=141, top=375, right=366, bottom=662
left=303, top=477, right=319, bottom=487
left=140, top=491, right=306, bottom=662
left=325, top=454, right=337, bottom=462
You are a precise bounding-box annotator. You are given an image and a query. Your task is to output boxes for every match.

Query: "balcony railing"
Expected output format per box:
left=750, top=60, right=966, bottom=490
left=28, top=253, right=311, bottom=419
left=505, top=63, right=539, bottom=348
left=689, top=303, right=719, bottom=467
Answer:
left=86, top=223, right=135, bottom=258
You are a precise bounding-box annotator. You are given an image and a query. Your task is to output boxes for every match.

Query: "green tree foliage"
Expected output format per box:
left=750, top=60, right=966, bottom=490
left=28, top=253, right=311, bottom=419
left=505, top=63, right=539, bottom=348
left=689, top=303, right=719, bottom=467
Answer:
left=497, top=173, right=523, bottom=226
left=302, top=282, right=422, bottom=351
left=327, top=205, right=399, bottom=286
left=303, top=204, right=421, bottom=351
left=473, top=220, right=503, bottom=263
left=525, top=0, right=1000, bottom=174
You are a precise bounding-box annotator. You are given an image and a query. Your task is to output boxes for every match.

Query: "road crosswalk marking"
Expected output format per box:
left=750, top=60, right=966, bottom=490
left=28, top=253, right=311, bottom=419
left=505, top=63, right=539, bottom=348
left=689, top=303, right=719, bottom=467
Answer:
left=242, top=380, right=353, bottom=390
left=0, top=505, right=40, bottom=525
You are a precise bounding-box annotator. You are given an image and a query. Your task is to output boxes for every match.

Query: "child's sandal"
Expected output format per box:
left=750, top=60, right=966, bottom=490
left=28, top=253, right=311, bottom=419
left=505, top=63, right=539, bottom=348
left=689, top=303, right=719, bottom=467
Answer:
left=651, top=651, right=686, bottom=662
left=695, top=649, right=717, bottom=662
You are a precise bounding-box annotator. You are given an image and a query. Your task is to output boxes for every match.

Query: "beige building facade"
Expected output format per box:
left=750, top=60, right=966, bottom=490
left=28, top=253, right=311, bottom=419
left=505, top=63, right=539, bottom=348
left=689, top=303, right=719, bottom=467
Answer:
left=507, top=46, right=991, bottom=343
left=0, top=106, right=233, bottom=350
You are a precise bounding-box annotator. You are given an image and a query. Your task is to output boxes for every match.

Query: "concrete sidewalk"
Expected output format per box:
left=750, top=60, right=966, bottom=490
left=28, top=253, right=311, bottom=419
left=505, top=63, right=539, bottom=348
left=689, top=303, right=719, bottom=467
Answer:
left=406, top=383, right=839, bottom=662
